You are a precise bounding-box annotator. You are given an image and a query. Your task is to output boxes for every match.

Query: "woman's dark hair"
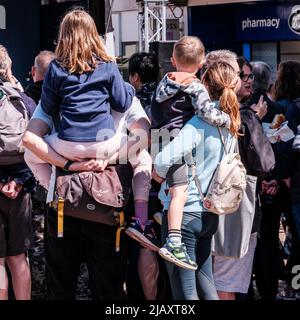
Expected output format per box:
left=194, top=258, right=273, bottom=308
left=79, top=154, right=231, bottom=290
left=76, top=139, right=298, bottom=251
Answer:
left=273, top=60, right=300, bottom=101
left=237, top=56, right=252, bottom=73
left=128, top=52, right=160, bottom=84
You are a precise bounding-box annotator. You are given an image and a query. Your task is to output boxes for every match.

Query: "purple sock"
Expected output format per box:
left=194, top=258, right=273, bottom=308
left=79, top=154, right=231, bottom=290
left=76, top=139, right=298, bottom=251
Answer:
left=135, top=202, right=148, bottom=226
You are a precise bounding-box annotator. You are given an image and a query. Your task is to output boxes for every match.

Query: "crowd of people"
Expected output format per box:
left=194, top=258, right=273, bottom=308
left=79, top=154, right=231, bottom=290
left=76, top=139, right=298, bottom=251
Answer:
left=0, top=7, right=300, bottom=301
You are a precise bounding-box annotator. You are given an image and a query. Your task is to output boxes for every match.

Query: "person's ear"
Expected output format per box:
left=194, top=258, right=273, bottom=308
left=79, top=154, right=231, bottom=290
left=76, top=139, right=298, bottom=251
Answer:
left=31, top=66, right=36, bottom=79
left=171, top=56, right=176, bottom=68
left=129, top=72, right=142, bottom=90
left=132, top=72, right=140, bottom=84
left=198, top=58, right=206, bottom=70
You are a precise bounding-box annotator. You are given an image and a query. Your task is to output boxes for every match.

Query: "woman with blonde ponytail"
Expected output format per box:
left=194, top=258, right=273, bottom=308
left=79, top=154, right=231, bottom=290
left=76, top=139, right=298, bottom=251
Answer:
left=202, top=60, right=241, bottom=137
left=154, top=53, right=241, bottom=300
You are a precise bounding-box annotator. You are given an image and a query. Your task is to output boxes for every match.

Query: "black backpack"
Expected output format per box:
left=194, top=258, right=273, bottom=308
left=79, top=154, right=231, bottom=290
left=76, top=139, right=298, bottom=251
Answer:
left=239, top=107, right=275, bottom=180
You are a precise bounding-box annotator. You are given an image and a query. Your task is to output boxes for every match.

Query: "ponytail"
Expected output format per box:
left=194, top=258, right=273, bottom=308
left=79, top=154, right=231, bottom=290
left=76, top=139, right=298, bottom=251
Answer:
left=202, top=61, right=241, bottom=137
left=220, top=87, right=240, bottom=137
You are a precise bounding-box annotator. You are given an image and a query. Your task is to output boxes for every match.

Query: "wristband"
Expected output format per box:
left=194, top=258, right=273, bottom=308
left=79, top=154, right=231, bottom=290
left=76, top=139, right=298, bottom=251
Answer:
left=63, top=160, right=74, bottom=172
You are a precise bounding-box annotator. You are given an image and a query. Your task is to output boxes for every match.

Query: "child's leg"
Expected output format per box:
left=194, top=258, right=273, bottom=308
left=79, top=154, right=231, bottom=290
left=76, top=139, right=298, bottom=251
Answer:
left=49, top=132, right=126, bottom=162
left=158, top=164, right=197, bottom=270
left=24, top=149, right=52, bottom=190
left=24, top=133, right=70, bottom=190
left=0, top=258, right=8, bottom=300
left=25, top=132, right=126, bottom=190
left=6, top=254, right=31, bottom=300
left=165, top=164, right=188, bottom=245
left=167, top=184, right=188, bottom=244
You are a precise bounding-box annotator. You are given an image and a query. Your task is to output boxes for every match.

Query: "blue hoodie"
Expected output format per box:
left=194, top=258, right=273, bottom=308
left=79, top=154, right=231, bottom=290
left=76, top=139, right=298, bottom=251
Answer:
left=41, top=60, right=135, bottom=142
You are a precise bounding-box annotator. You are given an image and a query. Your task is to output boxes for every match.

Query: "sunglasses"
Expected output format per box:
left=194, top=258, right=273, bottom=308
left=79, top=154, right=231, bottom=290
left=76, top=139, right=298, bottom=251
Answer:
left=240, top=72, right=254, bottom=82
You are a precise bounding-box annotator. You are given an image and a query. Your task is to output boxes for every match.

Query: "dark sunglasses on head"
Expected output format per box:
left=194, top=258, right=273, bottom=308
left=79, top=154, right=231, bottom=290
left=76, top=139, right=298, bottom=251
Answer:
left=240, top=72, right=254, bottom=82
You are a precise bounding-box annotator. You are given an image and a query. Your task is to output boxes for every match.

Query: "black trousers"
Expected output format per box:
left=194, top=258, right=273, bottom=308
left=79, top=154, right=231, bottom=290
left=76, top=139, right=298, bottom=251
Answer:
left=44, top=207, right=128, bottom=300
left=254, top=184, right=290, bottom=300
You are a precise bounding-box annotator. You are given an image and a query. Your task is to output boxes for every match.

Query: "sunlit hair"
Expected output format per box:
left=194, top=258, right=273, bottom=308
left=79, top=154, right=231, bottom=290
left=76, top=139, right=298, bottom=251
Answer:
left=55, top=8, right=114, bottom=74
left=34, top=50, right=55, bottom=77
left=0, top=44, right=12, bottom=80
left=205, top=50, right=239, bottom=73
left=173, top=36, right=205, bottom=68
left=202, top=60, right=241, bottom=137
left=273, top=60, right=300, bottom=101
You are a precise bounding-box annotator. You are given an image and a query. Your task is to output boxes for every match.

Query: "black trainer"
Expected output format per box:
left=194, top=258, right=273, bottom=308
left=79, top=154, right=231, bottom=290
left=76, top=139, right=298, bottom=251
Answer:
left=125, top=218, right=161, bottom=251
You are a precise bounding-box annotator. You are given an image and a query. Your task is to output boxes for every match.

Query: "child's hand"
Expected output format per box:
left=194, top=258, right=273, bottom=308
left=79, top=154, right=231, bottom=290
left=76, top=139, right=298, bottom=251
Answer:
left=1, top=181, right=23, bottom=199
left=69, top=159, right=108, bottom=172
left=152, top=169, right=165, bottom=184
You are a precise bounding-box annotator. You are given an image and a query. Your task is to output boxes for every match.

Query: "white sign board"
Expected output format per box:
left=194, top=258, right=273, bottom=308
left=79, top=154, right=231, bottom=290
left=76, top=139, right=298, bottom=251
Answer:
left=0, top=5, right=6, bottom=30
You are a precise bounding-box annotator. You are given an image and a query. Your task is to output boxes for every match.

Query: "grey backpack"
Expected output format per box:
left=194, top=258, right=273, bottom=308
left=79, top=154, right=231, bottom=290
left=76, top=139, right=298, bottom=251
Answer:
left=0, top=81, right=29, bottom=165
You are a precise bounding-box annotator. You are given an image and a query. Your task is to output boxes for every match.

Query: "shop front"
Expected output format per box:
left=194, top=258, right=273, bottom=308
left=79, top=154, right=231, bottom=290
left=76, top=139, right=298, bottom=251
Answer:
left=188, top=0, right=300, bottom=76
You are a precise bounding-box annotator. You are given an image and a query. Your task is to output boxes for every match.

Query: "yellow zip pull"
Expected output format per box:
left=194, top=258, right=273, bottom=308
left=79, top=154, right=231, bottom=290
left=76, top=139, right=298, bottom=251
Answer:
left=57, top=197, right=64, bottom=238
left=115, top=211, right=125, bottom=252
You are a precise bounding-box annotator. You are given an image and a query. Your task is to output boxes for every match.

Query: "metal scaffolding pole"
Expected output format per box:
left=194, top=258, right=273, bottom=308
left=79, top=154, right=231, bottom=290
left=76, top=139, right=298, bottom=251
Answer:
left=138, top=0, right=169, bottom=52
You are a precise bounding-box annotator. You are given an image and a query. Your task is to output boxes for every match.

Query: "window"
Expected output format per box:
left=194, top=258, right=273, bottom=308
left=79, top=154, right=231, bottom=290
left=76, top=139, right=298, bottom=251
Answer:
left=252, top=42, right=277, bottom=79
left=121, top=42, right=138, bottom=58
left=280, top=41, right=300, bottom=62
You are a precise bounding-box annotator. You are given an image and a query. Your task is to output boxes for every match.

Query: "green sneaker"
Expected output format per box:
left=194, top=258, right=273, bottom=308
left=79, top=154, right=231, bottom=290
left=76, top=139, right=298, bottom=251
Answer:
left=159, top=239, right=198, bottom=271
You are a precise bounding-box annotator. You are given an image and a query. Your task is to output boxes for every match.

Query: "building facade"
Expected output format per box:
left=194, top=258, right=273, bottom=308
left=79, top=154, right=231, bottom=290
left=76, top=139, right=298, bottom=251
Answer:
left=2, top=0, right=300, bottom=82
left=188, top=0, right=300, bottom=77
left=0, top=0, right=108, bottom=83
left=0, top=0, right=40, bottom=84
left=112, top=0, right=188, bottom=57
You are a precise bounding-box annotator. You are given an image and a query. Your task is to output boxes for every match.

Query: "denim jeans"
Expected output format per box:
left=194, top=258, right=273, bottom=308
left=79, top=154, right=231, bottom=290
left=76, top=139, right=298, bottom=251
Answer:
left=162, top=210, right=219, bottom=300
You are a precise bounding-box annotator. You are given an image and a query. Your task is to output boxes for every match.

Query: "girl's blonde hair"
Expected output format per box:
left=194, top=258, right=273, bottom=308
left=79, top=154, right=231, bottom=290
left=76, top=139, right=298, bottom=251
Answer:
left=55, top=8, right=114, bottom=74
left=202, top=60, right=241, bottom=137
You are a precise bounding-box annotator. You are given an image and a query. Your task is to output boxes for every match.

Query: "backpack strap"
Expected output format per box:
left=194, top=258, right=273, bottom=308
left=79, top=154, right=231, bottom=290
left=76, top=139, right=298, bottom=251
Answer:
left=218, top=126, right=239, bottom=155
left=190, top=162, right=205, bottom=203
left=217, top=126, right=228, bottom=155
left=57, top=197, right=64, bottom=238
left=115, top=211, right=126, bottom=252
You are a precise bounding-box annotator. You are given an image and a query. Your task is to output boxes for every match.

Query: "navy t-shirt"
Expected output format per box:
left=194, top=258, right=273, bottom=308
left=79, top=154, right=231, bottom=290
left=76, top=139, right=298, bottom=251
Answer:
left=41, top=60, right=134, bottom=142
